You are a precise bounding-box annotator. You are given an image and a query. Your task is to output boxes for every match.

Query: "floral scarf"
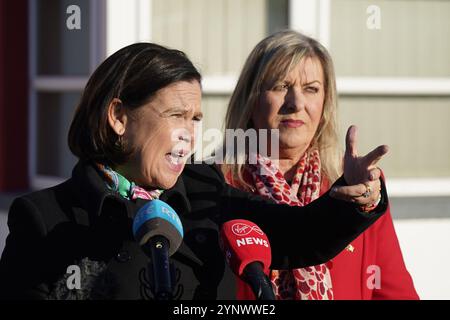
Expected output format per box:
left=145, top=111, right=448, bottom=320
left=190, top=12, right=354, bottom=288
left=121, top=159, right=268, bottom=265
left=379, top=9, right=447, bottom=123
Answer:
left=96, top=163, right=164, bottom=201
left=243, top=150, right=333, bottom=300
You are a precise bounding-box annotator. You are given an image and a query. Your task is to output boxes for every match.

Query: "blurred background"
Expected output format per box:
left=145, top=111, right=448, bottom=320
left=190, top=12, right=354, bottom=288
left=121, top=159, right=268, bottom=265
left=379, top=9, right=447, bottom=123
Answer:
left=0, top=0, right=449, bottom=299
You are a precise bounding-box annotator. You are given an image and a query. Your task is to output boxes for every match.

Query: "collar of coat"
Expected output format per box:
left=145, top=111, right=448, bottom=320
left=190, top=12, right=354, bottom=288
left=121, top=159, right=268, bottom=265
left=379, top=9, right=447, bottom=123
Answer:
left=71, top=160, right=191, bottom=221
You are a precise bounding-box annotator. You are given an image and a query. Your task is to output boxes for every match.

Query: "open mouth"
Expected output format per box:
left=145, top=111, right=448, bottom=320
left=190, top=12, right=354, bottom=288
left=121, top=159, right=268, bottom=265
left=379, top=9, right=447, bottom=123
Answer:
left=165, top=149, right=190, bottom=172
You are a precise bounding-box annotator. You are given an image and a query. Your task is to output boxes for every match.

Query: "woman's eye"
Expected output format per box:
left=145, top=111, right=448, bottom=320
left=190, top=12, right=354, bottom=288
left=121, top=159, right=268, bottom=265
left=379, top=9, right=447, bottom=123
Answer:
left=273, top=83, right=289, bottom=91
left=305, top=86, right=319, bottom=93
left=193, top=117, right=202, bottom=122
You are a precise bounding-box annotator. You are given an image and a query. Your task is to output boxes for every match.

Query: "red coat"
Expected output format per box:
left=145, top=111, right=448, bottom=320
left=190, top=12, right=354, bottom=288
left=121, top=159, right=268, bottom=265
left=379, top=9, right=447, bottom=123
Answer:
left=231, top=173, right=419, bottom=300
left=321, top=177, right=419, bottom=300
left=329, top=208, right=419, bottom=299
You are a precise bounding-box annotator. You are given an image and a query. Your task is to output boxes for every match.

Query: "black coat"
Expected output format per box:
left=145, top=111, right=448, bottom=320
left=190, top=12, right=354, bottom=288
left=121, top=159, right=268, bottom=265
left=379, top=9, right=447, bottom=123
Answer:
left=0, top=160, right=388, bottom=300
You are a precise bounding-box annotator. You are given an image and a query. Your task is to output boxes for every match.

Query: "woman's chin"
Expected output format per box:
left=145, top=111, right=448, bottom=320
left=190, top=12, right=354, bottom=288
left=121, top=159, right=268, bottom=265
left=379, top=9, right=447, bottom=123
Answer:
left=155, top=172, right=181, bottom=190
left=279, top=140, right=305, bottom=150
left=145, top=157, right=186, bottom=190
left=279, top=135, right=311, bottom=150
left=159, top=181, right=177, bottom=190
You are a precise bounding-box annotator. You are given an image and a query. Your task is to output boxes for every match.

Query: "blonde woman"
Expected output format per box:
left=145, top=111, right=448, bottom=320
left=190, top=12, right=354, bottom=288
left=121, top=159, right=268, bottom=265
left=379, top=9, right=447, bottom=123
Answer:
left=221, top=30, right=418, bottom=300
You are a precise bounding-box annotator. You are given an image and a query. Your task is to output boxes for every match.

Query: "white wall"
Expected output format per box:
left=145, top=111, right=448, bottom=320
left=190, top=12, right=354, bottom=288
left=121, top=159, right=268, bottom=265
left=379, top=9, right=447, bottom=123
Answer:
left=394, top=218, right=450, bottom=300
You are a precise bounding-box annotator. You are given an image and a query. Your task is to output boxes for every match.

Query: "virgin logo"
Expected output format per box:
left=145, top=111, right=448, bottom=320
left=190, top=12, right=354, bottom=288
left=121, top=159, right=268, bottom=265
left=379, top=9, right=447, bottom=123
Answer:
left=231, top=223, right=264, bottom=237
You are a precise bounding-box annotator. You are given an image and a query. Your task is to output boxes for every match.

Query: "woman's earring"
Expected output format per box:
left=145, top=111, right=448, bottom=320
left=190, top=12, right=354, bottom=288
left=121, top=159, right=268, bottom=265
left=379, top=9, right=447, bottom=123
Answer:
left=115, top=134, right=124, bottom=150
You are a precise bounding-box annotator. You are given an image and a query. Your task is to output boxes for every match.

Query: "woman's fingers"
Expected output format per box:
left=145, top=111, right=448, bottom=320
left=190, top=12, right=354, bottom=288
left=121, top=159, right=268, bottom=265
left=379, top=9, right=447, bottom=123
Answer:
left=352, top=179, right=382, bottom=205
left=343, top=125, right=361, bottom=186
left=345, top=125, right=358, bottom=158
left=343, top=124, right=388, bottom=185
left=369, top=167, right=381, bottom=181
left=363, top=145, right=389, bottom=168
left=330, top=184, right=366, bottom=202
left=329, top=186, right=355, bottom=202
left=330, top=179, right=381, bottom=205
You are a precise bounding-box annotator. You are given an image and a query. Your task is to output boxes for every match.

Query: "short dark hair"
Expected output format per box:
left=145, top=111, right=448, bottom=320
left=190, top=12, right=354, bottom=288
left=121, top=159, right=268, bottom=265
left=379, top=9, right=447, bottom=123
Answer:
left=68, top=42, right=201, bottom=167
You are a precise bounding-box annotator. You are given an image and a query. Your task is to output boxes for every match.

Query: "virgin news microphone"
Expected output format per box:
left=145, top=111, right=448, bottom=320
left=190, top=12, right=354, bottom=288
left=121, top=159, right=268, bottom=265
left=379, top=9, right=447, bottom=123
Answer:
left=220, top=219, right=275, bottom=300
left=132, top=199, right=183, bottom=300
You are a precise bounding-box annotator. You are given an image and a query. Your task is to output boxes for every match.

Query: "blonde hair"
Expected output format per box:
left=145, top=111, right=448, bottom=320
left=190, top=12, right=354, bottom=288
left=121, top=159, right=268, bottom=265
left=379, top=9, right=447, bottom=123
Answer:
left=221, top=30, right=342, bottom=188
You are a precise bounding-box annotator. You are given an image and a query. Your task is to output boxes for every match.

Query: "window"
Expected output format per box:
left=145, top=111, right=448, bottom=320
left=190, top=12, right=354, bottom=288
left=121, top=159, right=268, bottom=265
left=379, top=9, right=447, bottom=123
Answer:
left=29, top=0, right=106, bottom=189
left=291, top=0, right=450, bottom=196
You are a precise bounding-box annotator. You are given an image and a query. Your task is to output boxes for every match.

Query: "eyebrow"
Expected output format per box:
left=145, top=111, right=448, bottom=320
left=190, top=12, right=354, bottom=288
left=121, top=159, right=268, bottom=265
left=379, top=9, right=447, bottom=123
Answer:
left=161, top=107, right=188, bottom=115
left=194, top=111, right=204, bottom=119
left=302, top=80, right=322, bottom=85
left=162, top=107, right=203, bottom=119
left=273, top=79, right=322, bottom=86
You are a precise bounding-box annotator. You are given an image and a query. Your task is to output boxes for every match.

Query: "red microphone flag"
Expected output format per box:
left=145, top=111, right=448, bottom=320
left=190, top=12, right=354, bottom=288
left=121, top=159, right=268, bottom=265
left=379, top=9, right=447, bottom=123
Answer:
left=219, top=219, right=271, bottom=277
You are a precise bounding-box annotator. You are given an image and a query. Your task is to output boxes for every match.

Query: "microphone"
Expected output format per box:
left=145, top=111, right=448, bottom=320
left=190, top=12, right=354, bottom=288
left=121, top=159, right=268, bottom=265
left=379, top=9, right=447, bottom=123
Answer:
left=219, top=219, right=275, bottom=300
left=132, top=199, right=183, bottom=300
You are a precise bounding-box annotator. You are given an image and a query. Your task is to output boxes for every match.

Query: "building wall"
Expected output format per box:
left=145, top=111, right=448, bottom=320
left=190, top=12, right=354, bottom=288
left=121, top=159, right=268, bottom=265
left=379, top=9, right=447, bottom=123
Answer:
left=23, top=0, right=450, bottom=184
left=152, top=0, right=268, bottom=76
left=0, top=0, right=29, bottom=191
left=339, top=96, right=450, bottom=178
left=149, top=0, right=450, bottom=180
left=330, top=0, right=450, bottom=178
left=330, top=0, right=450, bottom=77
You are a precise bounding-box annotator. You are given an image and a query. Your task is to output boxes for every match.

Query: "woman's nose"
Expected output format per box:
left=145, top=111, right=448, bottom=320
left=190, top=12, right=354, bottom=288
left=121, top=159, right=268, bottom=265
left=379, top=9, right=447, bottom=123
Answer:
left=178, top=131, right=191, bottom=143
left=285, top=87, right=306, bottom=112
left=172, top=127, right=191, bottom=144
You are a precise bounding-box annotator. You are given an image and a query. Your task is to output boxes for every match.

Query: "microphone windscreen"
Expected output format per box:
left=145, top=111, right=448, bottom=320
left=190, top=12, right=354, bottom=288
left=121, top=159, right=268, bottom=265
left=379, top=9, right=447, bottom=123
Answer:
left=133, top=199, right=184, bottom=256
left=220, top=219, right=271, bottom=276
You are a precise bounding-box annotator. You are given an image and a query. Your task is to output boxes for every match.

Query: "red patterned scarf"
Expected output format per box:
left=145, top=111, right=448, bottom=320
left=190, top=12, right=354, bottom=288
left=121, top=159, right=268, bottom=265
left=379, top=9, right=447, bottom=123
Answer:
left=242, top=150, right=333, bottom=300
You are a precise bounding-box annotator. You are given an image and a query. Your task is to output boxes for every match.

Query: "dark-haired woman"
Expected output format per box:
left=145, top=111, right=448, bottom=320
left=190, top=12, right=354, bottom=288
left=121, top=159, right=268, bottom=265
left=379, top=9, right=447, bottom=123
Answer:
left=0, top=43, right=388, bottom=299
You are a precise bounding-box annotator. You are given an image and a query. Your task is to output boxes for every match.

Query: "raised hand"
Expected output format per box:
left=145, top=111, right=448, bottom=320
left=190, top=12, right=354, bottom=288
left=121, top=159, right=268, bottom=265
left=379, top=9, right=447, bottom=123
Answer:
left=331, top=125, right=389, bottom=207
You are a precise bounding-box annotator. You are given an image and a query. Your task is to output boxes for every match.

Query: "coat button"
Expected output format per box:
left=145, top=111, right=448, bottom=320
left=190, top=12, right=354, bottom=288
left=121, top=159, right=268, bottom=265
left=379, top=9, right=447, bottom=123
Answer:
left=115, top=250, right=131, bottom=262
